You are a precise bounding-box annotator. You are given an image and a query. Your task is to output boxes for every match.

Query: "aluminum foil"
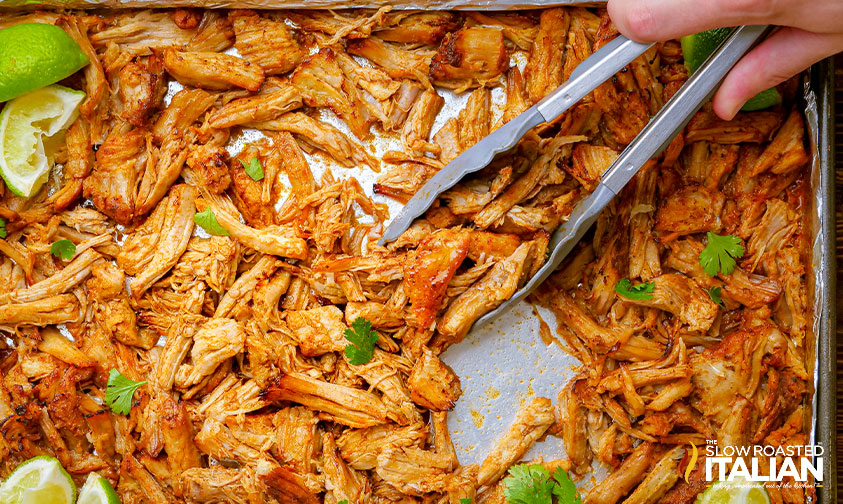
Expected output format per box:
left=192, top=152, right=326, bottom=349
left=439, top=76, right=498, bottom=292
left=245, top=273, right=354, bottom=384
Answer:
left=0, top=0, right=603, bottom=9
left=0, top=1, right=828, bottom=492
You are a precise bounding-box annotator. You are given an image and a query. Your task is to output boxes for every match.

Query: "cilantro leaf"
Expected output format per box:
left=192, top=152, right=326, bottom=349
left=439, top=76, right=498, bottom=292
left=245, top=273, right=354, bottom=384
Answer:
left=105, top=369, right=147, bottom=416
left=460, top=499, right=473, bottom=504
left=0, top=217, right=6, bottom=239
left=699, top=232, right=744, bottom=277
left=344, top=317, right=378, bottom=365
left=240, top=156, right=264, bottom=182
left=337, top=501, right=349, bottom=504
left=504, top=464, right=555, bottom=504
left=551, top=468, right=582, bottom=504
left=50, top=239, right=76, bottom=260
left=614, top=278, right=655, bottom=300
left=707, top=286, right=723, bottom=305
left=193, top=208, right=230, bottom=236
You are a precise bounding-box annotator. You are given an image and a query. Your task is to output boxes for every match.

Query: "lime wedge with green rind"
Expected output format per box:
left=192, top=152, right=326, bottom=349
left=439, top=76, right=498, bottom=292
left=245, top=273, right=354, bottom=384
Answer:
left=681, top=28, right=782, bottom=112
left=739, top=87, right=783, bottom=111
left=0, top=84, right=85, bottom=198
left=0, top=23, right=89, bottom=103
left=77, top=472, right=121, bottom=504
left=695, top=477, right=771, bottom=504
left=0, top=455, right=76, bottom=504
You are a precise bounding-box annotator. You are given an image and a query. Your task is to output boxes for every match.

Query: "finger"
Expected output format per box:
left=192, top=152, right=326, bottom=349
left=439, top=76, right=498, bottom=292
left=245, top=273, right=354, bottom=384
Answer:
left=607, top=0, right=776, bottom=42
left=712, top=28, right=843, bottom=119
left=608, top=0, right=843, bottom=43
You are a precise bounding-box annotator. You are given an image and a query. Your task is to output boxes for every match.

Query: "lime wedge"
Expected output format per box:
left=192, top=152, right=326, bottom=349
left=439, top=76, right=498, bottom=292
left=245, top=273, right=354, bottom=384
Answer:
left=0, top=84, right=85, bottom=198
left=77, top=473, right=121, bottom=504
left=696, top=477, right=771, bottom=504
left=681, top=29, right=781, bottom=112
left=0, top=23, right=90, bottom=103
left=0, top=456, right=76, bottom=504
left=739, top=87, right=783, bottom=111
left=681, top=27, right=732, bottom=74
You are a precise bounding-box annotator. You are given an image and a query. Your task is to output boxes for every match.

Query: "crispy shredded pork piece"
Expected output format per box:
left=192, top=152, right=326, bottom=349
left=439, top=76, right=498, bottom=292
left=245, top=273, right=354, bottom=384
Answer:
left=163, top=48, right=265, bottom=91
left=569, top=144, right=617, bottom=191
left=181, top=466, right=264, bottom=504
left=430, top=27, right=509, bottom=90
left=0, top=295, right=81, bottom=328
left=197, top=193, right=307, bottom=259
left=685, top=110, right=783, bottom=143
left=621, top=273, right=718, bottom=332
left=322, top=432, right=372, bottom=503
left=336, top=423, right=427, bottom=471
left=457, top=87, right=491, bottom=151
left=750, top=109, right=809, bottom=176
left=406, top=348, right=461, bottom=411
left=83, top=127, right=145, bottom=225
left=436, top=240, right=537, bottom=346
left=375, top=445, right=455, bottom=496
left=208, top=79, right=301, bottom=129
left=230, top=10, right=308, bottom=75
left=401, top=89, right=444, bottom=156
left=0, top=248, right=104, bottom=304
left=175, top=318, right=245, bottom=390
left=152, top=88, right=216, bottom=143
left=473, top=136, right=580, bottom=229
left=285, top=305, right=348, bottom=356
left=477, top=397, right=555, bottom=486
left=48, top=118, right=92, bottom=211
left=583, top=443, right=655, bottom=504
left=654, top=185, right=725, bottom=236
left=347, top=37, right=433, bottom=86
left=118, top=54, right=167, bottom=127
left=60, top=17, right=106, bottom=123
left=254, top=112, right=378, bottom=170
left=524, top=8, right=568, bottom=103
left=185, top=11, right=234, bottom=52
left=291, top=48, right=375, bottom=140
left=403, top=228, right=470, bottom=330
left=372, top=11, right=460, bottom=45
left=263, top=373, right=390, bottom=428
left=127, top=185, right=197, bottom=297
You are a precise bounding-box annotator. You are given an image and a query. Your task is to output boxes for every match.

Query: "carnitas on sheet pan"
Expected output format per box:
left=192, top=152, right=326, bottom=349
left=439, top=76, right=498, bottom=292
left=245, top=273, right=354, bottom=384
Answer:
left=0, top=6, right=814, bottom=504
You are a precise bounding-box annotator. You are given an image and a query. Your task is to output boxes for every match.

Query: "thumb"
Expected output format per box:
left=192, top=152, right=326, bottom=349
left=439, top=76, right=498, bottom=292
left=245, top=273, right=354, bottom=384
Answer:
left=607, top=0, right=767, bottom=42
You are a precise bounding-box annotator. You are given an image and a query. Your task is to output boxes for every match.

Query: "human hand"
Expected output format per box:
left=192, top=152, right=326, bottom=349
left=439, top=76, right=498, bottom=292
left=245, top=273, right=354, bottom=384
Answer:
left=607, top=0, right=843, bottom=119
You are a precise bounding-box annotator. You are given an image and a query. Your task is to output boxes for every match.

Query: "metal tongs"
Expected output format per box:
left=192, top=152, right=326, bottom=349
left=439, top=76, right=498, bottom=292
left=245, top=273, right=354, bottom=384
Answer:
left=380, top=25, right=770, bottom=327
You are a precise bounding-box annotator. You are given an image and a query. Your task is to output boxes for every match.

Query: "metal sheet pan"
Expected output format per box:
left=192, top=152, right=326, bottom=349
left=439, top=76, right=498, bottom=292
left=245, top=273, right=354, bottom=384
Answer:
left=0, top=0, right=602, bottom=9
left=0, top=3, right=834, bottom=499
left=809, top=58, right=836, bottom=504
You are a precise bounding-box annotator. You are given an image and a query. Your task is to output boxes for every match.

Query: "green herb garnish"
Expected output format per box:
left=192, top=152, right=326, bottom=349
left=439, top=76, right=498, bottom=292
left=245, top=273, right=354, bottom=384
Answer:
left=707, top=286, right=723, bottom=305
left=105, top=369, right=147, bottom=416
left=344, top=317, right=378, bottom=365
left=504, top=464, right=582, bottom=504
left=193, top=208, right=230, bottom=236
left=240, top=156, right=264, bottom=181
left=699, top=232, right=745, bottom=277
left=614, top=278, right=655, bottom=300
left=50, top=239, right=76, bottom=260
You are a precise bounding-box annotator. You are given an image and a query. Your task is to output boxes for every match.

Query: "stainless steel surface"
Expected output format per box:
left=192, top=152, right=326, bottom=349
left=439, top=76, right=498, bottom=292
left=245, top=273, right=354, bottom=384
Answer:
left=474, top=24, right=769, bottom=326
left=379, top=35, right=653, bottom=245
left=379, top=107, right=544, bottom=245
left=534, top=36, right=654, bottom=122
